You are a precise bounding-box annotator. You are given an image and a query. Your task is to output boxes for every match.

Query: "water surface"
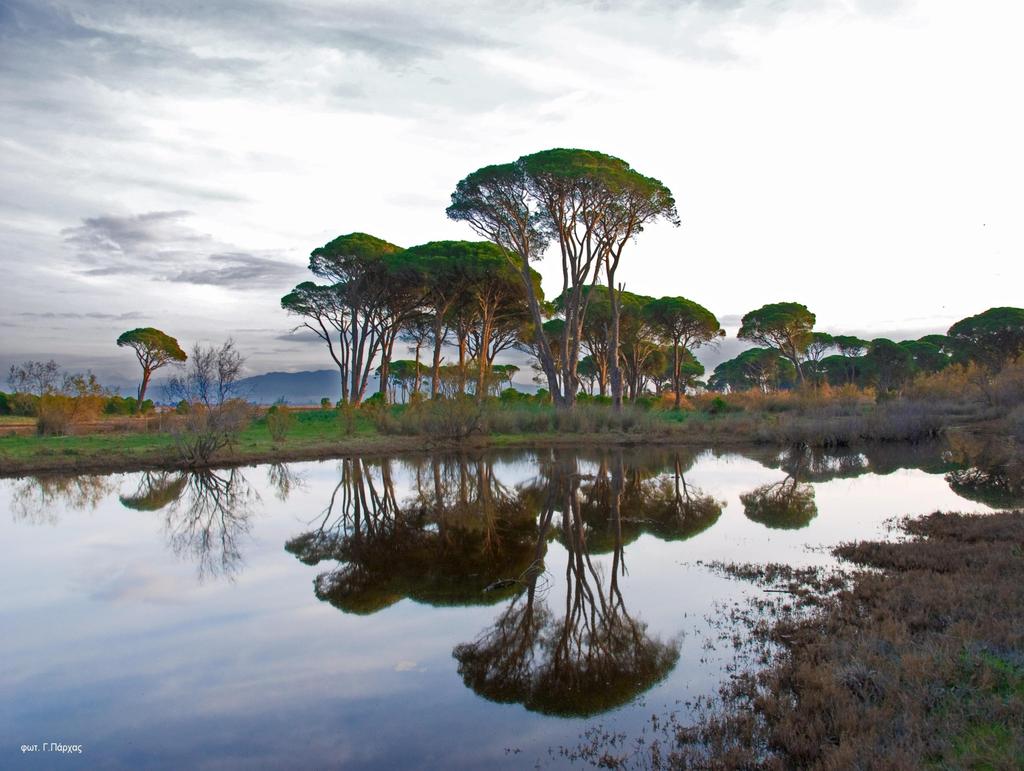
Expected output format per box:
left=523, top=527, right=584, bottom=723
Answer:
left=1, top=444, right=998, bottom=769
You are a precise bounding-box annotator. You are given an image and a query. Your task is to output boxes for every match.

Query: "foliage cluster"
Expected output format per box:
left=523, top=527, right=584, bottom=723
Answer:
left=265, top=402, right=294, bottom=442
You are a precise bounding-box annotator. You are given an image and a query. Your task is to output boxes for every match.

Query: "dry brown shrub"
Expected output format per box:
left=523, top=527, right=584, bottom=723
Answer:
left=657, top=392, right=696, bottom=410
left=989, top=356, right=1024, bottom=408
left=36, top=393, right=104, bottom=436
left=265, top=402, right=293, bottom=442
left=905, top=363, right=977, bottom=401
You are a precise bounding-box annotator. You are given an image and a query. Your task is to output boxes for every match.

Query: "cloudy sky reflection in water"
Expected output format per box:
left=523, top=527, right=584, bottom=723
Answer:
left=0, top=448, right=995, bottom=768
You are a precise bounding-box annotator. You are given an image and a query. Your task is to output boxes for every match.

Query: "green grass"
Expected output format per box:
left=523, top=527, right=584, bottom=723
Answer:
left=0, top=396, right=963, bottom=476
left=0, top=430, right=176, bottom=461
left=945, top=650, right=1024, bottom=769
left=0, top=408, right=382, bottom=472
left=0, top=402, right=734, bottom=475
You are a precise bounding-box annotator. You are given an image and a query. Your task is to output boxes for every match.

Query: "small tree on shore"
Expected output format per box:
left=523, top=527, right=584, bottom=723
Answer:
left=165, top=340, right=251, bottom=465
left=7, top=359, right=61, bottom=396
left=117, top=327, right=187, bottom=405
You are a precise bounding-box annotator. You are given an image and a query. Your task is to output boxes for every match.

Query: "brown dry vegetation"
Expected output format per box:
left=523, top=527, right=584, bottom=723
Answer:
left=571, top=511, right=1024, bottom=769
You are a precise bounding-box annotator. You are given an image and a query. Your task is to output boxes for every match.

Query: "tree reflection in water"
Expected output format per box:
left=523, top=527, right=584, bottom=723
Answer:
left=285, top=456, right=538, bottom=613
left=285, top=449, right=769, bottom=715
left=119, top=471, right=188, bottom=511
left=119, top=467, right=258, bottom=581
left=163, top=469, right=258, bottom=581
left=944, top=434, right=1024, bottom=509
left=267, top=462, right=305, bottom=501
left=740, top=446, right=818, bottom=530
left=571, top=448, right=723, bottom=552
left=10, top=474, right=119, bottom=524
left=453, top=450, right=680, bottom=717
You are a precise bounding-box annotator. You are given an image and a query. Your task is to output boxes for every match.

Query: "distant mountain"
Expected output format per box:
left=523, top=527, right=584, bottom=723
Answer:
left=235, top=369, right=352, bottom=405
left=231, top=366, right=546, bottom=404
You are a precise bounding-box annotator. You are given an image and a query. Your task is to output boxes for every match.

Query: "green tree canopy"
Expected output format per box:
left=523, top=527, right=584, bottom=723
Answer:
left=899, top=339, right=950, bottom=374
left=738, top=302, right=816, bottom=383
left=298, top=231, right=415, bottom=405
left=309, top=231, right=402, bottom=281
left=831, top=334, right=869, bottom=384
left=643, top=296, right=721, bottom=406
left=397, top=240, right=540, bottom=399
left=863, top=338, right=915, bottom=393
left=947, top=307, right=1024, bottom=369
left=709, top=348, right=796, bottom=393
left=116, top=327, right=187, bottom=404
left=449, top=148, right=677, bottom=410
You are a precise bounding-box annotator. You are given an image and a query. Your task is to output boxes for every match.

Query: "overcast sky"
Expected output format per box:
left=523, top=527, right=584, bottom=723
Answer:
left=1, top=0, right=1022, bottom=383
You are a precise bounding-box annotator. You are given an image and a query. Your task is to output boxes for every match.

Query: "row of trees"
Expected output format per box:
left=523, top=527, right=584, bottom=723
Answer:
left=710, top=304, right=1024, bottom=394
left=286, top=147, right=1024, bottom=408
left=280, top=234, right=725, bottom=407
left=283, top=148, right=691, bottom=409
left=282, top=237, right=539, bottom=405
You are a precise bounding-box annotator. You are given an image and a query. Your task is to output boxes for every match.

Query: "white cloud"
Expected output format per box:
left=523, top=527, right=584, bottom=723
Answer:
left=1, top=0, right=1021, bottom=379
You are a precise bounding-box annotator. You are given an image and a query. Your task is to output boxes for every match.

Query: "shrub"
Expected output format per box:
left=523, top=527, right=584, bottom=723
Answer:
left=10, top=392, right=40, bottom=416
left=905, top=364, right=975, bottom=401
left=37, top=393, right=105, bottom=437
left=36, top=395, right=77, bottom=436
left=266, top=402, right=293, bottom=442
left=705, top=396, right=731, bottom=415
left=320, top=397, right=332, bottom=410
left=164, top=339, right=251, bottom=464
left=633, top=396, right=657, bottom=411
left=172, top=399, right=254, bottom=465
left=376, top=397, right=486, bottom=440
left=0, top=391, right=9, bottom=415
left=499, top=387, right=528, bottom=403
left=988, top=356, right=1024, bottom=408
left=658, top=392, right=695, bottom=411
left=34, top=372, right=106, bottom=436
left=338, top=401, right=357, bottom=436
left=103, top=395, right=135, bottom=415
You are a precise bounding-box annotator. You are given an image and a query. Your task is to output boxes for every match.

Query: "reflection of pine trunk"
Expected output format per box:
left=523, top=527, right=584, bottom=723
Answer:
left=452, top=449, right=680, bottom=716
left=609, top=450, right=626, bottom=602
left=673, top=455, right=691, bottom=506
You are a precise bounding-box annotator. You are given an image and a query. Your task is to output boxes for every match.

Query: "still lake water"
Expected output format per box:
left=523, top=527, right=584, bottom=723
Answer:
left=1, top=444, right=997, bottom=769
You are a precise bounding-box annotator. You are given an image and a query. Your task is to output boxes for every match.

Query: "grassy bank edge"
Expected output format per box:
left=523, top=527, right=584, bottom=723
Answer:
left=0, top=428, right=762, bottom=478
